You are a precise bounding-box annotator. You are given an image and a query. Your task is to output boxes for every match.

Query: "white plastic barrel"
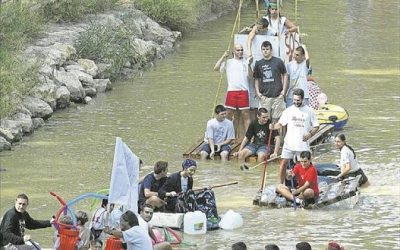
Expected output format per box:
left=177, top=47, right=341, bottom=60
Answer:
left=183, top=211, right=207, bottom=235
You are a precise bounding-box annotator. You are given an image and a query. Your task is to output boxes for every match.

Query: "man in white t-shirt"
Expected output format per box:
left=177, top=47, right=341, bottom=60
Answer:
left=138, top=204, right=157, bottom=243
left=214, top=44, right=253, bottom=135
left=270, top=88, right=319, bottom=184
left=200, top=105, right=235, bottom=161
left=286, top=45, right=310, bottom=107
left=104, top=210, right=152, bottom=250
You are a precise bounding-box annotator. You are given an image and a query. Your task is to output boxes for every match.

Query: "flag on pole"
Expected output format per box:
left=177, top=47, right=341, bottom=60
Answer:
left=109, top=137, right=139, bottom=213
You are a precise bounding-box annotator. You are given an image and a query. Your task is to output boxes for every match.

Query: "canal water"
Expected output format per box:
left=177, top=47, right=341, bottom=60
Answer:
left=1, top=1, right=399, bottom=249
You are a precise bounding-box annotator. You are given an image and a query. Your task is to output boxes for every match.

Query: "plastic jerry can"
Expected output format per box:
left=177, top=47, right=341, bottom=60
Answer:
left=183, top=211, right=207, bottom=235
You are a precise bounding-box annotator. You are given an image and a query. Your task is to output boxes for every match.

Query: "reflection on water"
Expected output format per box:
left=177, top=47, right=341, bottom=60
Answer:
left=1, top=1, right=399, bottom=249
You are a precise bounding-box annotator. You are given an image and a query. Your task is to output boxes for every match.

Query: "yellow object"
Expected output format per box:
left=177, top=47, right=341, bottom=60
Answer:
left=316, top=104, right=349, bottom=130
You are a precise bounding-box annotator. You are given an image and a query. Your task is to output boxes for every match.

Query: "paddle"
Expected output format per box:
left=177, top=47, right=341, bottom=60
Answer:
left=260, top=129, right=273, bottom=192
left=29, top=239, right=41, bottom=250
left=240, top=141, right=332, bottom=171
left=176, top=181, right=238, bottom=196
left=240, top=155, right=280, bottom=171
left=289, top=159, right=297, bottom=210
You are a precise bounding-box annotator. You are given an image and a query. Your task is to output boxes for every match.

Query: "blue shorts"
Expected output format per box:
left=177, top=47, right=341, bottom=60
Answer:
left=244, top=144, right=268, bottom=155
left=201, top=144, right=232, bottom=154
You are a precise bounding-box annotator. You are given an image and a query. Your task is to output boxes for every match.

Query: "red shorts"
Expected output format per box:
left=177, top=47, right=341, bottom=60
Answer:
left=225, top=90, right=250, bottom=109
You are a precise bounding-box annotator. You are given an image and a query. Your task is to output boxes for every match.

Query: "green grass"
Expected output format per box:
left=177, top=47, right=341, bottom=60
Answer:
left=134, top=0, right=236, bottom=33
left=74, top=22, right=145, bottom=78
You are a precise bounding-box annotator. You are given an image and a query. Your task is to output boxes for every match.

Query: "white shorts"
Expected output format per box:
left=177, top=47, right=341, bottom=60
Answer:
left=281, top=147, right=302, bottom=161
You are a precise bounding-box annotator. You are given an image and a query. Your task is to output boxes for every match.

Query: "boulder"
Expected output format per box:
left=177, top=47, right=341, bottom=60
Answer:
left=0, top=136, right=11, bottom=152
left=32, top=77, right=57, bottom=110
left=53, top=70, right=85, bottom=102
left=95, top=63, right=112, bottom=79
left=11, top=113, right=34, bottom=134
left=93, top=79, right=112, bottom=93
left=55, top=86, right=71, bottom=109
left=22, top=96, right=53, bottom=119
left=84, top=87, right=97, bottom=97
left=0, top=120, right=23, bottom=142
left=77, top=59, right=98, bottom=77
left=83, top=96, right=92, bottom=104
left=32, top=118, right=45, bottom=130
left=68, top=69, right=94, bottom=87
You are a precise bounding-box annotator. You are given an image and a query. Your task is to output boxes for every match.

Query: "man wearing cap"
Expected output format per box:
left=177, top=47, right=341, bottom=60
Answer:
left=263, top=1, right=298, bottom=36
left=158, top=159, right=197, bottom=212
left=200, top=105, right=235, bottom=162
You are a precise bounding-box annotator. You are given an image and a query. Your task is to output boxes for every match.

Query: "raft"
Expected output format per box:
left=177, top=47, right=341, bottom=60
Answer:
left=182, top=123, right=335, bottom=161
left=316, top=104, right=349, bottom=131
left=253, top=164, right=361, bottom=209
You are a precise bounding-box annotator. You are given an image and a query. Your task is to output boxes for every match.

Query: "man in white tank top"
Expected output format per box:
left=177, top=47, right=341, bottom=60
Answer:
left=214, top=44, right=253, bottom=136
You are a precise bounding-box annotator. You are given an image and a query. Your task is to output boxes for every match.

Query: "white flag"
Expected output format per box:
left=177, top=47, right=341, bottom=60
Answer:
left=109, top=137, right=139, bottom=213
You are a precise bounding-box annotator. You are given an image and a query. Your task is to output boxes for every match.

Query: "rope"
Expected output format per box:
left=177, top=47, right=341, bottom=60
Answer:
left=210, top=0, right=243, bottom=118
left=255, top=0, right=259, bottom=20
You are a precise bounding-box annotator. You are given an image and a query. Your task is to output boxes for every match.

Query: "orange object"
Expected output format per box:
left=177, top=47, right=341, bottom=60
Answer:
left=59, top=228, right=79, bottom=250
left=105, top=236, right=124, bottom=250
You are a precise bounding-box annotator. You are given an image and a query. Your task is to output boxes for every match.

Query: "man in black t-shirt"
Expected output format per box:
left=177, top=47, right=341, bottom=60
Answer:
left=233, top=108, right=280, bottom=165
left=253, top=40, right=288, bottom=122
left=138, top=161, right=168, bottom=211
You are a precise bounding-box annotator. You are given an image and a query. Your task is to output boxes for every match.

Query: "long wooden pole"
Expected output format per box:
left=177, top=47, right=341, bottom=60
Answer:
left=260, top=129, right=273, bottom=192
left=192, top=181, right=238, bottom=193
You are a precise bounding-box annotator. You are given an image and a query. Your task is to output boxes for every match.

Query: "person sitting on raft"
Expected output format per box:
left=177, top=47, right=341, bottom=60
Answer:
left=158, top=159, right=197, bottom=212
left=333, top=133, right=369, bottom=186
left=276, top=151, right=319, bottom=206
left=138, top=161, right=169, bottom=212
left=200, top=105, right=235, bottom=162
left=233, top=107, right=280, bottom=168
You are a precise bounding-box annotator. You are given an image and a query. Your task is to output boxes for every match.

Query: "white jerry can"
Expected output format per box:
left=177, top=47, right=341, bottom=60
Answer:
left=183, top=211, right=207, bottom=235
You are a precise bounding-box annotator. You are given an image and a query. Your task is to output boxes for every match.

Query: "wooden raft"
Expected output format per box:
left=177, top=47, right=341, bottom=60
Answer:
left=182, top=123, right=335, bottom=161
left=252, top=175, right=361, bottom=209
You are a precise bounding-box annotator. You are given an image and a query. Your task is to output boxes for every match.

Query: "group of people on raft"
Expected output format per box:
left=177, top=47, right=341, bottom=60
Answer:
left=200, top=0, right=369, bottom=207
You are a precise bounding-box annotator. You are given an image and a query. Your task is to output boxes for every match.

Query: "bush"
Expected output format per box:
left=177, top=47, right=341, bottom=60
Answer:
left=134, top=0, right=236, bottom=33
left=134, top=0, right=200, bottom=32
left=0, top=50, right=39, bottom=118
left=41, top=0, right=119, bottom=22
left=74, top=22, right=145, bottom=78
left=0, top=2, right=43, bottom=117
left=0, top=2, right=44, bottom=50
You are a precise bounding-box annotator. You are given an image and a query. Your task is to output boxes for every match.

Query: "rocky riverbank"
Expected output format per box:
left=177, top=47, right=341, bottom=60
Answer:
left=0, top=2, right=240, bottom=152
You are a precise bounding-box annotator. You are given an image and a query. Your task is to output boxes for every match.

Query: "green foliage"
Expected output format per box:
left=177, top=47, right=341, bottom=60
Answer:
left=0, top=2, right=43, bottom=117
left=0, top=0, right=119, bottom=117
left=134, top=0, right=199, bottom=32
left=0, top=49, right=39, bottom=118
left=74, top=22, right=145, bottom=78
left=42, top=0, right=119, bottom=22
left=134, top=0, right=235, bottom=33
left=0, top=2, right=44, bottom=50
